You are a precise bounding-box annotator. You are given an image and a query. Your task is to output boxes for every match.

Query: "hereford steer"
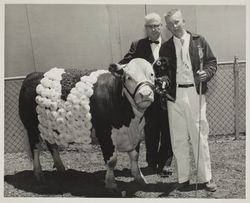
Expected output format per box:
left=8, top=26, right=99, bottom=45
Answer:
left=19, top=58, right=155, bottom=195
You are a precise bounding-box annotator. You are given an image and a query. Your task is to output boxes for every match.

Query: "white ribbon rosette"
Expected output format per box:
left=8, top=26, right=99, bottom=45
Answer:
left=57, top=108, right=66, bottom=117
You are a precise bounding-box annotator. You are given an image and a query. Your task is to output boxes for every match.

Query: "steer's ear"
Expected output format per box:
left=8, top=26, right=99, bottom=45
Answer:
left=109, top=63, right=124, bottom=77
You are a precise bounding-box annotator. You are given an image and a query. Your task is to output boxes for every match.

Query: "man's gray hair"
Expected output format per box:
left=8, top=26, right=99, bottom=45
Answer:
left=144, top=12, right=162, bottom=25
left=164, top=9, right=182, bottom=20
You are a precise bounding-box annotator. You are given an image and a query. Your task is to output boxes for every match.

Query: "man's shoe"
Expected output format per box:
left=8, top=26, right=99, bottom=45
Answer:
left=156, top=168, right=172, bottom=178
left=204, top=180, right=217, bottom=192
left=177, top=180, right=190, bottom=190
left=156, top=169, right=168, bottom=177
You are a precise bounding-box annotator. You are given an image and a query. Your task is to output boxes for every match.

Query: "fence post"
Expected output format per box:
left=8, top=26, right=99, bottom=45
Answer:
left=233, top=56, right=239, bottom=140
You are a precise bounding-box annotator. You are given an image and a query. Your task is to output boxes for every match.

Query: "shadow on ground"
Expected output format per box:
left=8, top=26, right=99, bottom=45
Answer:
left=4, top=168, right=189, bottom=197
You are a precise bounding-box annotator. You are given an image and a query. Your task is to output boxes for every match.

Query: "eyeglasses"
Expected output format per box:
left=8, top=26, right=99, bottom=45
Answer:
left=145, top=24, right=162, bottom=29
left=166, top=20, right=182, bottom=28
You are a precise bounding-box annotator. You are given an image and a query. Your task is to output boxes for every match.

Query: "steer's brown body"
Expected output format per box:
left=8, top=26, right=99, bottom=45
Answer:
left=19, top=58, right=156, bottom=196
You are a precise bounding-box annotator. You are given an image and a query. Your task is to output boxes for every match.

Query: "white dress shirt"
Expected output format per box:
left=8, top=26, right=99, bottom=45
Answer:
left=173, top=31, right=194, bottom=84
left=150, top=36, right=162, bottom=62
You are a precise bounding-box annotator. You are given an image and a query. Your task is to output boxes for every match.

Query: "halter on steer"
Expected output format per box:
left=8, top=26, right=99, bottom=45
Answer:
left=122, top=80, right=155, bottom=110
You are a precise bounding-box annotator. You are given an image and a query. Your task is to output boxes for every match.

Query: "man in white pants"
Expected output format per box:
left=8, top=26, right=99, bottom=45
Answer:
left=159, top=9, right=217, bottom=192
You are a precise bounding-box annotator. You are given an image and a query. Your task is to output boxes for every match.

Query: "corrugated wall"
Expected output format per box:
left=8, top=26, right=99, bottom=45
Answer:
left=5, top=4, right=147, bottom=76
left=5, top=4, right=245, bottom=77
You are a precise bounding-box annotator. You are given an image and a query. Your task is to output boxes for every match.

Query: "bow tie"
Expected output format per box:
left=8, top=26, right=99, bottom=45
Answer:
left=149, top=40, right=160, bottom=44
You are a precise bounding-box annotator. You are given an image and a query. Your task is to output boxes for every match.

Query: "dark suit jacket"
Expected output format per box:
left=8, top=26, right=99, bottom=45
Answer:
left=119, top=36, right=173, bottom=168
left=119, top=37, right=159, bottom=65
left=159, top=31, right=217, bottom=101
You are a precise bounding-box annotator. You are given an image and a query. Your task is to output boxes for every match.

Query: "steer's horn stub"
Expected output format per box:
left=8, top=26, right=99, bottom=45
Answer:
left=109, top=63, right=124, bottom=77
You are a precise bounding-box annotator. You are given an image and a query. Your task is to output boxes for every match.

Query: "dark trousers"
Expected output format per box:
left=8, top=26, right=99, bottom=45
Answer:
left=144, top=94, right=173, bottom=170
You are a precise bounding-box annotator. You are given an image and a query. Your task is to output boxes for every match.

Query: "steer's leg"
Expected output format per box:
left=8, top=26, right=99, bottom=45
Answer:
left=27, top=132, right=45, bottom=182
left=128, top=145, right=147, bottom=186
left=33, top=142, right=44, bottom=182
left=105, top=151, right=118, bottom=192
left=46, top=141, right=65, bottom=172
left=95, top=127, right=120, bottom=195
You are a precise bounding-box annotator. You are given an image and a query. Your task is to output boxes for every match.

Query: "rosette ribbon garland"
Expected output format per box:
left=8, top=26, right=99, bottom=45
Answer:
left=36, top=67, right=108, bottom=147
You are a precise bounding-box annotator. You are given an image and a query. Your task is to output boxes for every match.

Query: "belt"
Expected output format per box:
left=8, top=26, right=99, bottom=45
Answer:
left=176, top=84, right=194, bottom=88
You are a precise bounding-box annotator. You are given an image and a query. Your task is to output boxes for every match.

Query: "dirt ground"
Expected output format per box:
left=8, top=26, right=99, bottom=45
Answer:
left=4, top=134, right=245, bottom=198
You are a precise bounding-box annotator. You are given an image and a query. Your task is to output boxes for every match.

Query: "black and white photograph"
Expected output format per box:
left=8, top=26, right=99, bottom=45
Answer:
left=2, top=0, right=248, bottom=201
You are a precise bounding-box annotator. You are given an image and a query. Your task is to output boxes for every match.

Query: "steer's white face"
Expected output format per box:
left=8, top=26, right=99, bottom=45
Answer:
left=123, top=58, right=155, bottom=112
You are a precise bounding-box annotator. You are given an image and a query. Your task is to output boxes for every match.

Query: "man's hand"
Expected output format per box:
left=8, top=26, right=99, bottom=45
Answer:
left=196, top=70, right=207, bottom=82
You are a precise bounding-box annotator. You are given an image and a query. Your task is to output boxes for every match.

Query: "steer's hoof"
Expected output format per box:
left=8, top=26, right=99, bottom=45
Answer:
left=53, top=163, right=66, bottom=172
left=34, top=171, right=45, bottom=183
left=105, top=187, right=122, bottom=197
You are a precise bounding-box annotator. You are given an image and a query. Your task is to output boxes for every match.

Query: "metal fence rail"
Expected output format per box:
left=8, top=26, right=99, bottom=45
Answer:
left=4, top=59, right=246, bottom=153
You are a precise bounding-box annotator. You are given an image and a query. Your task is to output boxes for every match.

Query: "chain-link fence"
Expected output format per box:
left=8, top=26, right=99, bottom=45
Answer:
left=4, top=60, right=246, bottom=153
left=5, top=78, right=30, bottom=153
left=206, top=60, right=245, bottom=136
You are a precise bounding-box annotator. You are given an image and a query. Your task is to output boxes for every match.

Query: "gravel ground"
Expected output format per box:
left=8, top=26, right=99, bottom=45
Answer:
left=4, top=134, right=245, bottom=198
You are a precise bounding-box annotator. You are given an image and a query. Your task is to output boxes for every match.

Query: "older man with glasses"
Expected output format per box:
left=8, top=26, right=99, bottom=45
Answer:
left=119, top=12, right=173, bottom=178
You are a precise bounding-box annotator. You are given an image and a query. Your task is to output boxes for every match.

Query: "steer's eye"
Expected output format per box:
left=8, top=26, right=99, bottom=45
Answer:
left=126, top=75, right=132, bottom=81
left=151, top=73, right=154, bottom=77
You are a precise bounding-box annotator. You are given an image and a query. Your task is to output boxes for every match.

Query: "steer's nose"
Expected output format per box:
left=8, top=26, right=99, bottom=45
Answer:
left=139, top=89, right=153, bottom=100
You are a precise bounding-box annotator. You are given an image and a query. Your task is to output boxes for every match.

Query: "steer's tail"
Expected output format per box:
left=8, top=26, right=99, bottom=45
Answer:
left=18, top=72, right=44, bottom=161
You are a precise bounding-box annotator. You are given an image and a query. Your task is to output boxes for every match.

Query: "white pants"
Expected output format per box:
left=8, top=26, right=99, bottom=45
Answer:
left=167, top=86, right=212, bottom=183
